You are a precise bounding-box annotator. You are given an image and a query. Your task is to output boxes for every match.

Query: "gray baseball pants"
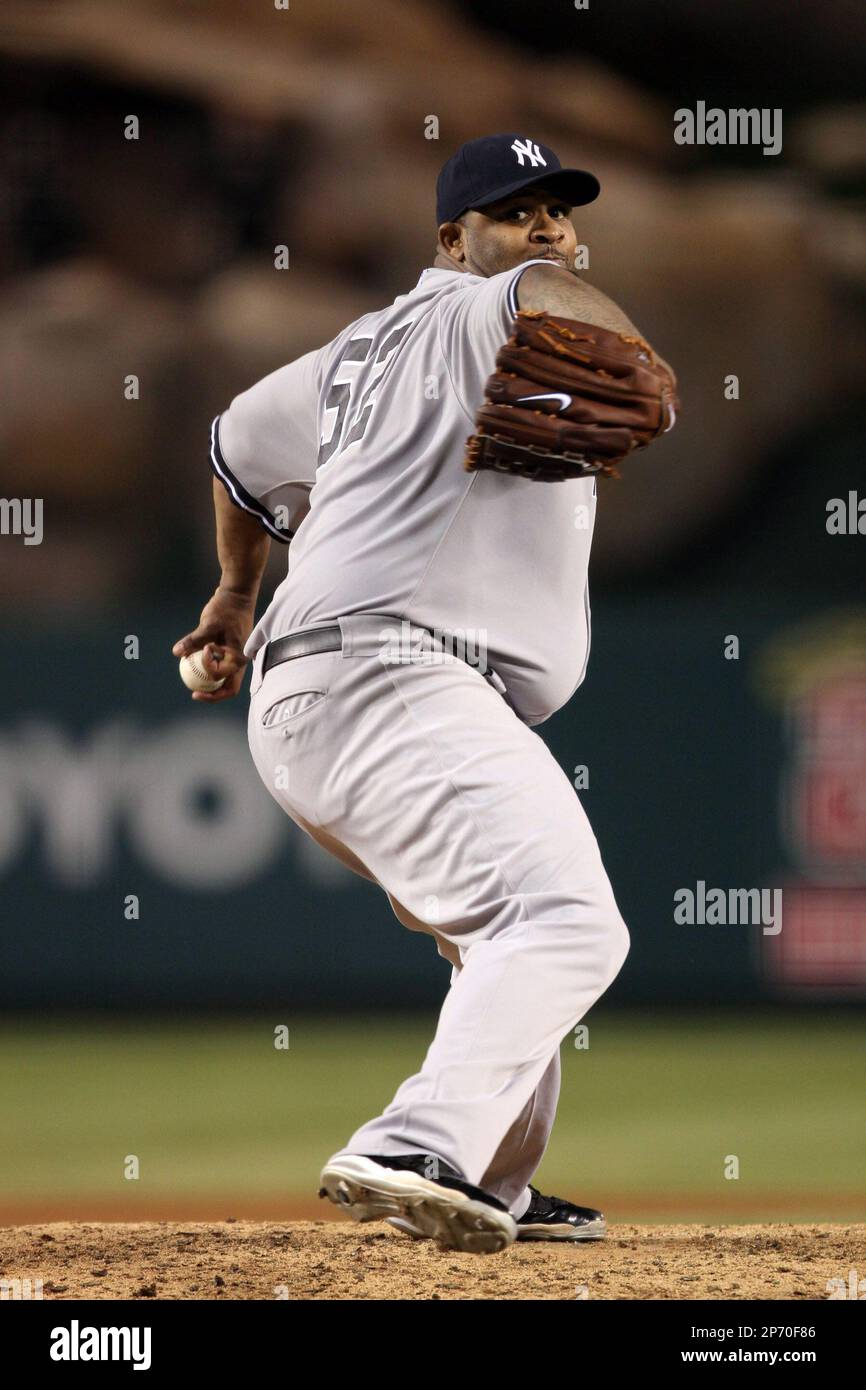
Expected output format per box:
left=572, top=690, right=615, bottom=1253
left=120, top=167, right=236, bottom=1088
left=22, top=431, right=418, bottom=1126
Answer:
left=247, top=613, right=629, bottom=1218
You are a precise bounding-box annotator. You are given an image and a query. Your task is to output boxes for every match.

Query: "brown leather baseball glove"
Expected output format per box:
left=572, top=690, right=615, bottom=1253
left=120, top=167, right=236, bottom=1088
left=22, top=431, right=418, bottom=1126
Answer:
left=464, top=310, right=679, bottom=482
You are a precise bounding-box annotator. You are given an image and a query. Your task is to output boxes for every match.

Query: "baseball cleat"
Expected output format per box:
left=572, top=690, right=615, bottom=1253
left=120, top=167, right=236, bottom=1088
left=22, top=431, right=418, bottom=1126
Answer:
left=387, top=1182, right=607, bottom=1242
left=318, top=1152, right=518, bottom=1255
left=515, top=1184, right=606, bottom=1240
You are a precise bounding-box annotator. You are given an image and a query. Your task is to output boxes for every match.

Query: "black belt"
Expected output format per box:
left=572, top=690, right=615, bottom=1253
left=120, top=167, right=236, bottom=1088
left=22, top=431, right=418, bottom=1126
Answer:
left=260, top=621, right=511, bottom=705
left=262, top=624, right=342, bottom=674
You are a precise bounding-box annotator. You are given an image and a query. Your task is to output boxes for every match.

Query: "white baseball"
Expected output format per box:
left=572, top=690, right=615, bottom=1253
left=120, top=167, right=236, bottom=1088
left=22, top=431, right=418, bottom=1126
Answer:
left=179, top=649, right=226, bottom=692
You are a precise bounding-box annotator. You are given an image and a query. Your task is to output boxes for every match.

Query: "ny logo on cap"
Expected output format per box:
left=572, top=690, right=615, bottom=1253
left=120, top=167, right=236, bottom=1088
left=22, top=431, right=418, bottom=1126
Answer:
left=510, top=138, right=547, bottom=168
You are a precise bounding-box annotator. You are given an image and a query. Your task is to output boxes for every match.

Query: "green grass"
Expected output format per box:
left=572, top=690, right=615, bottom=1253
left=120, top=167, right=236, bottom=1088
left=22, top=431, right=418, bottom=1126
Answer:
left=0, top=1011, right=863, bottom=1221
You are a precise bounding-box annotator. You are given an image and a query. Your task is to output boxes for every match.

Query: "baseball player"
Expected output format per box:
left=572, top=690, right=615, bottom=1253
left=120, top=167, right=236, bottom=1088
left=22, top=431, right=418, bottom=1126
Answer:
left=173, top=134, right=677, bottom=1255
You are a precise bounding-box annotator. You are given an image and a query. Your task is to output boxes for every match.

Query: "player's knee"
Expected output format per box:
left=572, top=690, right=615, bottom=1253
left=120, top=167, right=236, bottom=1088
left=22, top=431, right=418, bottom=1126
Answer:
left=554, top=897, right=630, bottom=999
left=604, top=910, right=630, bottom=987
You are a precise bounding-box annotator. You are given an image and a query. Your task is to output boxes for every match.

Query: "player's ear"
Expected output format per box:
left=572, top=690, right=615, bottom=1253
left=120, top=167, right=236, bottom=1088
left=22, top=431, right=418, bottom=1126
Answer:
left=438, top=219, right=467, bottom=263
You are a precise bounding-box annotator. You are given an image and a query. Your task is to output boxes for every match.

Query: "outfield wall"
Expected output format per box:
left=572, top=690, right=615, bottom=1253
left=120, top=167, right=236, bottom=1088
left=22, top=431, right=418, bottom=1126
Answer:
left=1, top=597, right=864, bottom=1008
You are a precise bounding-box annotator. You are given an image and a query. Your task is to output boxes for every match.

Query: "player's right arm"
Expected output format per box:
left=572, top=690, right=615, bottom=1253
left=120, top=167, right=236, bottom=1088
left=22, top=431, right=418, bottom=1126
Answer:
left=517, top=264, right=673, bottom=374
left=440, top=257, right=672, bottom=412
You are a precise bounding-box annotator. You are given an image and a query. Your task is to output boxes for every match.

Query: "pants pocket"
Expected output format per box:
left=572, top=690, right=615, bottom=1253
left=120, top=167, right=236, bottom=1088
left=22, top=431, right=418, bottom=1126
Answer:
left=260, top=688, right=328, bottom=728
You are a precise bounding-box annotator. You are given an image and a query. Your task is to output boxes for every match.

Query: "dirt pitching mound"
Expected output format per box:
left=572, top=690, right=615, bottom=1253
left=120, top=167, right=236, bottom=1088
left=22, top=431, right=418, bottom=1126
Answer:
left=1, top=1221, right=862, bottom=1300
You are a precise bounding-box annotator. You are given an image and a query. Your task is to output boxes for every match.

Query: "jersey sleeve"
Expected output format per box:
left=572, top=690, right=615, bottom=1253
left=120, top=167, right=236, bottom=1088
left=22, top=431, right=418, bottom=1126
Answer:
left=437, top=258, right=566, bottom=419
left=210, top=347, right=326, bottom=543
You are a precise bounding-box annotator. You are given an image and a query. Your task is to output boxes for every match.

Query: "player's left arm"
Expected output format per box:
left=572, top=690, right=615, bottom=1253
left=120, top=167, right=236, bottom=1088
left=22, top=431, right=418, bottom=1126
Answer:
left=172, top=477, right=270, bottom=702
left=172, top=347, right=326, bottom=702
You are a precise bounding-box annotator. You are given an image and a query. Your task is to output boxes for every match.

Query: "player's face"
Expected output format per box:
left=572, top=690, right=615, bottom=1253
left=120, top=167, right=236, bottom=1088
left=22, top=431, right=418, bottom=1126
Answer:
left=440, top=187, right=578, bottom=278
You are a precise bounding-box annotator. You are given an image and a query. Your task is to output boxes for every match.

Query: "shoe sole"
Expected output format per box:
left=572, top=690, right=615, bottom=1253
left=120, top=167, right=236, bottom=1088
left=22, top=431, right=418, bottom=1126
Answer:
left=388, top=1214, right=608, bottom=1242
left=517, top=1217, right=607, bottom=1241
left=387, top=1215, right=428, bottom=1240
left=320, top=1155, right=517, bottom=1255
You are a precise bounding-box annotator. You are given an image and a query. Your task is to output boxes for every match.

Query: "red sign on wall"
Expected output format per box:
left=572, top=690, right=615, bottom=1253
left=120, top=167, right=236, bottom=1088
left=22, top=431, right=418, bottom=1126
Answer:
left=768, top=670, right=866, bottom=993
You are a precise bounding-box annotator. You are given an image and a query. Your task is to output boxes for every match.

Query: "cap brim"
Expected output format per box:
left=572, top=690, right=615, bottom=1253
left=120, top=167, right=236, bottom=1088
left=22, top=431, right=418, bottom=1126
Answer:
left=470, top=167, right=600, bottom=215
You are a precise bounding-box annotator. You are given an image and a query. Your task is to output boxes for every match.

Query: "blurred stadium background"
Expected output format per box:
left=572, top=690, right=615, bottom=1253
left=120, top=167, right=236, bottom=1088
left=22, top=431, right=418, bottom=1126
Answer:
left=0, top=0, right=863, bottom=1226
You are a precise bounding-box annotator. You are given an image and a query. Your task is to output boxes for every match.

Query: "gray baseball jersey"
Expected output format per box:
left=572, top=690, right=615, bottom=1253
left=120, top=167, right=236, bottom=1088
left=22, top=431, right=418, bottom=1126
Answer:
left=211, top=256, right=597, bottom=726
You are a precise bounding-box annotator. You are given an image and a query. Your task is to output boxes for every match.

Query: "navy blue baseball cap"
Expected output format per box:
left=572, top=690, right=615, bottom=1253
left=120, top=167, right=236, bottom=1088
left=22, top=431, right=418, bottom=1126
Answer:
left=436, top=133, right=600, bottom=225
